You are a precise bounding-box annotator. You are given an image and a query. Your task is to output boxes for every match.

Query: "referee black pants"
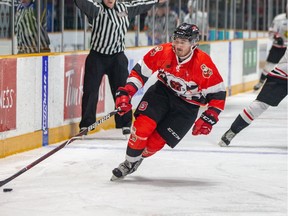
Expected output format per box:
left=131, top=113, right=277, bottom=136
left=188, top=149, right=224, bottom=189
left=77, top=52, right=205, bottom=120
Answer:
left=80, top=50, right=132, bottom=129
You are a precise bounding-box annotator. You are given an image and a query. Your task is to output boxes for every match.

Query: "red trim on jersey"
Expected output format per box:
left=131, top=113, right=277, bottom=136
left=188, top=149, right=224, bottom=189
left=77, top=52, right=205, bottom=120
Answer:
left=243, top=109, right=253, bottom=121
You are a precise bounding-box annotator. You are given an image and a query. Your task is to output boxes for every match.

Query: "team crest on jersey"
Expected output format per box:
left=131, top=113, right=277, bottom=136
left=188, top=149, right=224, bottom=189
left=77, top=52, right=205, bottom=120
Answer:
left=158, top=70, right=201, bottom=99
left=201, top=64, right=213, bottom=78
left=150, top=46, right=163, bottom=56
left=138, top=101, right=148, bottom=111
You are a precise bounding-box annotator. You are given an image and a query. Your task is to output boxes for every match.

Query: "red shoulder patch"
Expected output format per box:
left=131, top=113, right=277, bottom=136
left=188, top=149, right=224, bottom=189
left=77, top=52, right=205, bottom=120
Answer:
left=201, top=64, right=213, bottom=78
left=150, top=46, right=163, bottom=56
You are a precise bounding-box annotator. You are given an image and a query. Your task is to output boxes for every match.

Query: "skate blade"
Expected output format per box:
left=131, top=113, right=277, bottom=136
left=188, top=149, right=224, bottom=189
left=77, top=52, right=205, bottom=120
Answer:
left=110, top=174, right=124, bottom=181
left=218, top=140, right=228, bottom=147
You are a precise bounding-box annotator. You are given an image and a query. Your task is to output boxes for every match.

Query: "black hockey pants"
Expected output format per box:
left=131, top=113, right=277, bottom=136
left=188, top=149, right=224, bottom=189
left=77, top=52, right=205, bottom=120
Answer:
left=80, top=50, right=132, bottom=129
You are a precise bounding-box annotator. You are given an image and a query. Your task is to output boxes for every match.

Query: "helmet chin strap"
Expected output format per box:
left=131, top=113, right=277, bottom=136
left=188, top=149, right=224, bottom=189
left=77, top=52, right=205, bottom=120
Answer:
left=178, top=43, right=199, bottom=62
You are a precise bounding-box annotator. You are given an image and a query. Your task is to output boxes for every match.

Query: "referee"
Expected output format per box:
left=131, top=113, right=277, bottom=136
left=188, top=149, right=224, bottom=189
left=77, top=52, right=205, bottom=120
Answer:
left=15, top=0, right=50, bottom=54
left=74, top=0, right=166, bottom=135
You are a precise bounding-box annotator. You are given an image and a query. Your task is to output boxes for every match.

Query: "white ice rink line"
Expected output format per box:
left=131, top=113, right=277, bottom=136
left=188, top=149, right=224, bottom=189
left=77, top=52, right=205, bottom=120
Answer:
left=0, top=91, right=287, bottom=216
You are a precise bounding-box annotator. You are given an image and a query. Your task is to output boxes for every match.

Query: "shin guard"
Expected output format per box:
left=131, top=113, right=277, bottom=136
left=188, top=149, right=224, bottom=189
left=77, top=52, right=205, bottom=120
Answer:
left=142, top=130, right=166, bottom=158
left=126, top=115, right=157, bottom=162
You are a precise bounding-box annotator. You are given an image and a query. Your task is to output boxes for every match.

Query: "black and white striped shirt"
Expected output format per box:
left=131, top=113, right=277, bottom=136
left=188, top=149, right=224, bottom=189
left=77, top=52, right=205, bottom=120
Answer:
left=15, top=2, right=50, bottom=53
left=74, top=0, right=159, bottom=55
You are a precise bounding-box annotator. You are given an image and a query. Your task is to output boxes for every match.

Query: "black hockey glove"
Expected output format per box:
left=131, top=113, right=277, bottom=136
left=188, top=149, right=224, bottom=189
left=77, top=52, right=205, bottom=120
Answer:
left=273, top=34, right=284, bottom=46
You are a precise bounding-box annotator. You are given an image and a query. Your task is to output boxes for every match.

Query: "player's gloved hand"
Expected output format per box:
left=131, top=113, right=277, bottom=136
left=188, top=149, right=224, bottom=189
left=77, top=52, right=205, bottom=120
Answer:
left=192, top=108, right=219, bottom=135
left=115, top=84, right=137, bottom=116
left=273, top=34, right=284, bottom=46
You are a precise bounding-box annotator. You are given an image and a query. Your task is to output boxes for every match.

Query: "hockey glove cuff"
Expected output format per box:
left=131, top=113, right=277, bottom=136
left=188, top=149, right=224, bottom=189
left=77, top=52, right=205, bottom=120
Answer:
left=192, top=108, right=219, bottom=136
left=115, top=84, right=137, bottom=116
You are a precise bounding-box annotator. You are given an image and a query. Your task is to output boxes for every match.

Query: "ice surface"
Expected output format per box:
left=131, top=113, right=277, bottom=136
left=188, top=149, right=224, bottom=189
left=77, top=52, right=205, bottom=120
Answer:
left=0, top=91, right=287, bottom=216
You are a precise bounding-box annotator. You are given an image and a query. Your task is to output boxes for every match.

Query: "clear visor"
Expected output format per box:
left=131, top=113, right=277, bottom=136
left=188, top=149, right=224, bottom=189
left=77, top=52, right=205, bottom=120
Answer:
left=171, top=36, right=198, bottom=46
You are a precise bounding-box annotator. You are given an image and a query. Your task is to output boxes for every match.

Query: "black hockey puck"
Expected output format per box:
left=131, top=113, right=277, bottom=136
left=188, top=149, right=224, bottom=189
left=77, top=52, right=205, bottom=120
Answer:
left=3, top=188, right=13, bottom=192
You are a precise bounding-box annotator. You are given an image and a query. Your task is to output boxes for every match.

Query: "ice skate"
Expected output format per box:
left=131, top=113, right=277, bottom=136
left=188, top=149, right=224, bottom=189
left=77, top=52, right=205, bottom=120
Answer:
left=218, top=129, right=236, bottom=147
left=110, top=158, right=143, bottom=181
left=79, top=127, right=88, bottom=136
left=122, top=127, right=131, bottom=135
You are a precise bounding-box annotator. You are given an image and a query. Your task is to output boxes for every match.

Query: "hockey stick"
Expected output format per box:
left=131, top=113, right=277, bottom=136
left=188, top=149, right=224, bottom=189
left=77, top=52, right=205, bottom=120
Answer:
left=0, top=108, right=120, bottom=188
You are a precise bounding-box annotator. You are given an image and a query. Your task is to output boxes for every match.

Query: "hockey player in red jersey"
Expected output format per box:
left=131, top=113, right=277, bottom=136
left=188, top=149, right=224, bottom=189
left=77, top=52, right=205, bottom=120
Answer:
left=219, top=49, right=287, bottom=147
left=111, top=23, right=226, bottom=181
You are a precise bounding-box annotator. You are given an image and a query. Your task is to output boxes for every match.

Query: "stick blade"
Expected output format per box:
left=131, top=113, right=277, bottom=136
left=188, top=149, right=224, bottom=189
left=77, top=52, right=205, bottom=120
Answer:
left=0, top=180, right=8, bottom=187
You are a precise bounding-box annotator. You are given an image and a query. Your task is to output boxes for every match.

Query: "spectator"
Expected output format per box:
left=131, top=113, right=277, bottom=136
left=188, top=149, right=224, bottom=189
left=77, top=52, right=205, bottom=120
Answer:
left=184, top=0, right=209, bottom=40
left=144, top=3, right=178, bottom=45
left=15, top=0, right=50, bottom=54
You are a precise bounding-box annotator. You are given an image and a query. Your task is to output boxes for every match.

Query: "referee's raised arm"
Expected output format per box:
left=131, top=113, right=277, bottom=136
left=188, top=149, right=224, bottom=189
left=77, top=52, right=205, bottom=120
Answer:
left=74, top=0, right=101, bottom=20
left=125, top=0, right=162, bottom=19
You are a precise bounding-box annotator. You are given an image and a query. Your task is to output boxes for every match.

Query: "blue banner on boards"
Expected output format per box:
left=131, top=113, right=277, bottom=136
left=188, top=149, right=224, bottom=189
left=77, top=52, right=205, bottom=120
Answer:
left=42, top=56, right=49, bottom=146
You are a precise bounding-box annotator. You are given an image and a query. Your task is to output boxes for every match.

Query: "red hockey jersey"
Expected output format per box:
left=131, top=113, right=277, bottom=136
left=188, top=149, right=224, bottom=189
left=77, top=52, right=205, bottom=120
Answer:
left=127, top=43, right=226, bottom=110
